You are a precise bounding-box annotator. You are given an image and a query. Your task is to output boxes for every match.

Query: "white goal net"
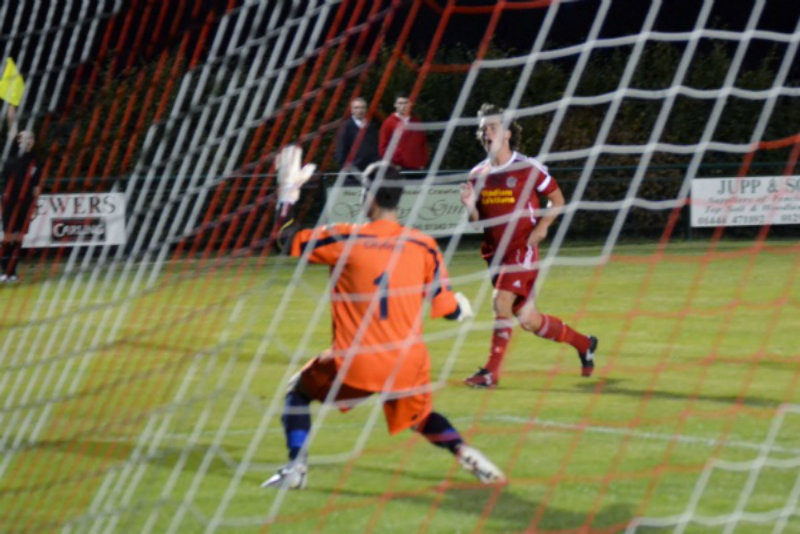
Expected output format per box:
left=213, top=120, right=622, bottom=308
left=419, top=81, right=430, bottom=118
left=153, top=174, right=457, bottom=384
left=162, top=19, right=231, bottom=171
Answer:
left=1, top=1, right=798, bottom=533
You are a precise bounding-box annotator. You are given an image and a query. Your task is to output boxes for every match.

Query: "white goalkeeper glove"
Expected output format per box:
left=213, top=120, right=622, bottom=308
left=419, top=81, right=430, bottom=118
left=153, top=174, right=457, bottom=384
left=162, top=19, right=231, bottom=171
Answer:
left=454, top=292, right=474, bottom=322
left=276, top=145, right=317, bottom=205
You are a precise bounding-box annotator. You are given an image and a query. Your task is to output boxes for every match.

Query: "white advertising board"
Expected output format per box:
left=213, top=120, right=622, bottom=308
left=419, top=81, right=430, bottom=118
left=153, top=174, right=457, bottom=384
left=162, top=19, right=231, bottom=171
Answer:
left=325, top=185, right=477, bottom=236
left=3, top=193, right=128, bottom=248
left=690, top=176, right=800, bottom=227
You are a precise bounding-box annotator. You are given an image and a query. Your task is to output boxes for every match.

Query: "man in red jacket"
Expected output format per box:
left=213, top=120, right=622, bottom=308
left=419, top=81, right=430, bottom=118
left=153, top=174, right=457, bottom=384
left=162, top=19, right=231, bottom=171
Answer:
left=379, top=94, right=429, bottom=171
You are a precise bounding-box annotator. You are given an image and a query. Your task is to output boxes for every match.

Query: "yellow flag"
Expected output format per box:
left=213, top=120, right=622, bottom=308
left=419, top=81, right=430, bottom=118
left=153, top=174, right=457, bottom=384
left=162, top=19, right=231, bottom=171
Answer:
left=0, top=58, right=25, bottom=106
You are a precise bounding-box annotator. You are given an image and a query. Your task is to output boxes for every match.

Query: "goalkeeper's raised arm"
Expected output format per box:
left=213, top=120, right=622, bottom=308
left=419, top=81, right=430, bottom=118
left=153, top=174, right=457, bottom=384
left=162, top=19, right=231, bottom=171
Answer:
left=275, top=145, right=317, bottom=208
left=270, top=144, right=317, bottom=248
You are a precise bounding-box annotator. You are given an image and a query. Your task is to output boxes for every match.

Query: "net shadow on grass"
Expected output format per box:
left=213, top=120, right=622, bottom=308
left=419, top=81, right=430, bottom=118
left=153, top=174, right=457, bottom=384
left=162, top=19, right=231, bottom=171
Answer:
left=388, top=487, right=633, bottom=532
left=571, top=378, right=782, bottom=409
left=298, top=464, right=635, bottom=531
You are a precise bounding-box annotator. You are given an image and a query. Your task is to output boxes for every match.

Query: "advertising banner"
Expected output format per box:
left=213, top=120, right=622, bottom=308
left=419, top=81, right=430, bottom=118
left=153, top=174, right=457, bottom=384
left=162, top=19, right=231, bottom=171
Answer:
left=690, top=176, right=800, bottom=227
left=6, top=193, right=128, bottom=248
left=325, top=185, right=477, bottom=236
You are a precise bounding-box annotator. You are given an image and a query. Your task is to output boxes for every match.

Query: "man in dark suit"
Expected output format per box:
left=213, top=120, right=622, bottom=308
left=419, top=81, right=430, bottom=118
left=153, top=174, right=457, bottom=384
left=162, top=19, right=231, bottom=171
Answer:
left=1, top=106, right=40, bottom=283
left=335, top=97, right=379, bottom=172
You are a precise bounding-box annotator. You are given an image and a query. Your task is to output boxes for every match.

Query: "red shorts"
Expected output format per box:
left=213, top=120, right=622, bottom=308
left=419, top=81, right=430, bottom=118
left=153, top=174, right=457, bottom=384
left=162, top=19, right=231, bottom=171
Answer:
left=493, top=264, right=537, bottom=298
left=298, top=354, right=433, bottom=435
left=489, top=246, right=538, bottom=297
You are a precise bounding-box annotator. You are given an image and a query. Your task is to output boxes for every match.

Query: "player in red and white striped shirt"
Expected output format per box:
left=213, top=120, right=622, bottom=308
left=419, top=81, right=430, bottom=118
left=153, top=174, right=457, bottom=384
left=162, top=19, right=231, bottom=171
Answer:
left=460, top=103, right=597, bottom=389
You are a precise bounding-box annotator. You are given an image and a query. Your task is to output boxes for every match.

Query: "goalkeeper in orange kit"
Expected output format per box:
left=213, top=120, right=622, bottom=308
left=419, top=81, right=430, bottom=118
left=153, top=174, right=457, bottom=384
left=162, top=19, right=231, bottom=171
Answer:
left=262, top=147, right=505, bottom=490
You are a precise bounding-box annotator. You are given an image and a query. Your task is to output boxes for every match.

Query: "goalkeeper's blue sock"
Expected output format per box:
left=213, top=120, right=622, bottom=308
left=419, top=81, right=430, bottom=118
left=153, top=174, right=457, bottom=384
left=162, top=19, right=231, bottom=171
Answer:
left=282, top=391, right=311, bottom=461
left=416, top=411, right=463, bottom=454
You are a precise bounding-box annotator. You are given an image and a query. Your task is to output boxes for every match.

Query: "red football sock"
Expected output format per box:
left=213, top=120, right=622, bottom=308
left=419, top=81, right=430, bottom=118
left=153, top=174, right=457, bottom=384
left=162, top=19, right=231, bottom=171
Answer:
left=485, top=317, right=514, bottom=375
left=535, top=314, right=590, bottom=353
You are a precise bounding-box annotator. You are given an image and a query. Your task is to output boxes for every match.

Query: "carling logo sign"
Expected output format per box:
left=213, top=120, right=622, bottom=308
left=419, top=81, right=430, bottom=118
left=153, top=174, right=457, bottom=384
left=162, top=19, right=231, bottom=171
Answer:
left=50, top=217, right=107, bottom=242
left=18, top=193, right=126, bottom=248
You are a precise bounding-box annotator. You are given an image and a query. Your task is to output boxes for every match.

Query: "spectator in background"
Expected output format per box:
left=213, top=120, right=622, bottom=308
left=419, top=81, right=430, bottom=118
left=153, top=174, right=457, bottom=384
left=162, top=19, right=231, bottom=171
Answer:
left=335, top=97, right=379, bottom=173
left=379, top=93, right=429, bottom=171
left=1, top=105, right=40, bottom=283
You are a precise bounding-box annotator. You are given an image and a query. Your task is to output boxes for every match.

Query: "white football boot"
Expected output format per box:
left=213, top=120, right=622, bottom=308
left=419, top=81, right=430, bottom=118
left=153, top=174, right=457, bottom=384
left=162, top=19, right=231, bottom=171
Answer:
left=456, top=445, right=507, bottom=484
left=261, top=462, right=308, bottom=490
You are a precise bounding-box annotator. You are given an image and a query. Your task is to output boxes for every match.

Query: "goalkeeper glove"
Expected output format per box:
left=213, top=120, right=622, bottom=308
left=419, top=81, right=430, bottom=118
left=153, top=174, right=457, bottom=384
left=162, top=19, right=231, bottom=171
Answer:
left=454, top=292, right=474, bottom=322
left=276, top=145, right=317, bottom=205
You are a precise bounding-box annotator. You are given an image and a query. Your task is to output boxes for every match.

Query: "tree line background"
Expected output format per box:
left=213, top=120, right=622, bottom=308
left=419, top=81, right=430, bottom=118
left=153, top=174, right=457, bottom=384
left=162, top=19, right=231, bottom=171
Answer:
left=19, top=20, right=800, bottom=247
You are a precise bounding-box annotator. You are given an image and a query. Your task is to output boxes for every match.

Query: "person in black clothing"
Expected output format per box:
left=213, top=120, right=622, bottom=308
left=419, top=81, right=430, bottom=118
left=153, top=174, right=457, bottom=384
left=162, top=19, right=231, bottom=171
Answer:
left=334, top=97, right=379, bottom=172
left=1, top=107, right=40, bottom=282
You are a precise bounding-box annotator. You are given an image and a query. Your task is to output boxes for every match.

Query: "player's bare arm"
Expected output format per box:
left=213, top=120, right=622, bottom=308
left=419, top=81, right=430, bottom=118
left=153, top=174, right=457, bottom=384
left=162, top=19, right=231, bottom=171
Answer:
left=460, top=181, right=480, bottom=222
left=527, top=187, right=565, bottom=246
left=6, top=104, right=18, bottom=138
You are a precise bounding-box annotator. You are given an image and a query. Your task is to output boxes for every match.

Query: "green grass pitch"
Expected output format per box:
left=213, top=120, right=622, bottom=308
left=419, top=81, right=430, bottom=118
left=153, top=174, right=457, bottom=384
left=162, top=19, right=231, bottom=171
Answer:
left=1, top=239, right=799, bottom=533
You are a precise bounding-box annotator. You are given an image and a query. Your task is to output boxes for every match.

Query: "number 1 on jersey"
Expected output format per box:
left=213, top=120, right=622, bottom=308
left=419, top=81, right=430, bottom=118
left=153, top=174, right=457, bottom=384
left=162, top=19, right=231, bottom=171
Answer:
left=372, top=271, right=389, bottom=319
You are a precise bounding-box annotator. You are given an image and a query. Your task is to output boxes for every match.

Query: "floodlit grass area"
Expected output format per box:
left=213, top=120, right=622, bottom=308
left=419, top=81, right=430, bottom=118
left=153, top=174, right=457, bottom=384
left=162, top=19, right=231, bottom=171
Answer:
left=0, top=239, right=799, bottom=533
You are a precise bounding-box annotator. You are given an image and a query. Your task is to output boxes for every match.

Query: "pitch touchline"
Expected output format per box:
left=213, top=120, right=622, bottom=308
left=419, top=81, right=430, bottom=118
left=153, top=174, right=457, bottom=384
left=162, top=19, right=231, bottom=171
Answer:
left=87, top=412, right=799, bottom=456
left=488, top=414, right=799, bottom=454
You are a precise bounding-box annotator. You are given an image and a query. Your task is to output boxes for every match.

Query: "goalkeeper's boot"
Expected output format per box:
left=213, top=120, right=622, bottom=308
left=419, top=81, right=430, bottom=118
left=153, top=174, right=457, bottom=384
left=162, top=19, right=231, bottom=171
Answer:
left=579, top=336, right=598, bottom=377
left=464, top=367, right=496, bottom=389
left=261, top=462, right=307, bottom=490
left=456, top=444, right=507, bottom=484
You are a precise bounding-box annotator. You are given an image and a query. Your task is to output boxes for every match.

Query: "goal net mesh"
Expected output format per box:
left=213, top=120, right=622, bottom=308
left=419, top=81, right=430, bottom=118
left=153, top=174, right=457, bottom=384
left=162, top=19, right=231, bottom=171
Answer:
left=1, top=1, right=799, bottom=533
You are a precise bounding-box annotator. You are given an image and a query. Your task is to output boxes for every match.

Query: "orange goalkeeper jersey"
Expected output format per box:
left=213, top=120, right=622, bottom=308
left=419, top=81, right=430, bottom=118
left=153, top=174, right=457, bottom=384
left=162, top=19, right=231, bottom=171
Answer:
left=290, top=218, right=458, bottom=392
